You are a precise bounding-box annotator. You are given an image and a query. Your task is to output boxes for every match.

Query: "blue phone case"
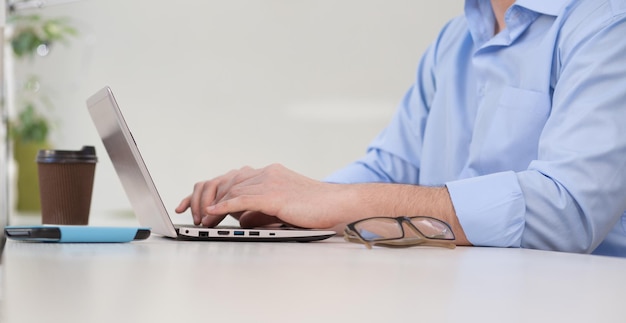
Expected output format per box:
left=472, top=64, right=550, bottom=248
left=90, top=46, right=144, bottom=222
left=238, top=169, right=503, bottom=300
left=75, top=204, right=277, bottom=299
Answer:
left=4, top=225, right=151, bottom=243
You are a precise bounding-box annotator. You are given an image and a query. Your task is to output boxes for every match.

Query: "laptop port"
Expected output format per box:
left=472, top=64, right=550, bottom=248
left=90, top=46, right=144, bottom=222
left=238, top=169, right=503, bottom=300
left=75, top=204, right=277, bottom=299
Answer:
left=217, top=231, right=229, bottom=236
left=234, top=231, right=244, bottom=236
left=249, top=231, right=260, bottom=236
left=199, top=231, right=208, bottom=237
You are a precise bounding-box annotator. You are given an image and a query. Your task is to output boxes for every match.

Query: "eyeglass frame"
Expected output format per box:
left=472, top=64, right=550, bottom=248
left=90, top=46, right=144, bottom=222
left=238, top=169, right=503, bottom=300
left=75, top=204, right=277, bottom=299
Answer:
left=344, top=216, right=456, bottom=249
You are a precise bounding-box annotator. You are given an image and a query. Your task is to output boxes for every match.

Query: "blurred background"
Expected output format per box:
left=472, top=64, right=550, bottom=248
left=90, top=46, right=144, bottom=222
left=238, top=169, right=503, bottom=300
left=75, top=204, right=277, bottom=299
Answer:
left=6, top=0, right=463, bottom=223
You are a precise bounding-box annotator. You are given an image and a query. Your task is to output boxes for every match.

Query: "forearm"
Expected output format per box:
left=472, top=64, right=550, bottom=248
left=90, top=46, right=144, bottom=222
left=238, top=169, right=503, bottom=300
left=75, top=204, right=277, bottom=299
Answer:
left=329, top=183, right=471, bottom=245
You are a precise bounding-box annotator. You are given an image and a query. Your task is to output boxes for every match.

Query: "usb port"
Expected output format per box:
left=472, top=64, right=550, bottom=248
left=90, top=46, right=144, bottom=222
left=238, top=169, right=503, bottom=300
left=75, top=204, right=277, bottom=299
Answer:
left=217, top=231, right=229, bottom=235
left=249, top=231, right=260, bottom=236
left=234, top=231, right=244, bottom=236
left=199, top=231, right=208, bottom=237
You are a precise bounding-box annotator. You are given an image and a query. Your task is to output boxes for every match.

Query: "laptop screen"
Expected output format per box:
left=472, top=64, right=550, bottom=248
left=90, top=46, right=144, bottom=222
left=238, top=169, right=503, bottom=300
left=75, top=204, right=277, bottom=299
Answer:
left=87, top=86, right=178, bottom=238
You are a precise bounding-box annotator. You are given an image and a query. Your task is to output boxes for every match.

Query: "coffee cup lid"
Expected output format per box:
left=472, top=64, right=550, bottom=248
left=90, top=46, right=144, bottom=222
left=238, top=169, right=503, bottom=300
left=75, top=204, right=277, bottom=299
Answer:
left=37, top=146, right=98, bottom=163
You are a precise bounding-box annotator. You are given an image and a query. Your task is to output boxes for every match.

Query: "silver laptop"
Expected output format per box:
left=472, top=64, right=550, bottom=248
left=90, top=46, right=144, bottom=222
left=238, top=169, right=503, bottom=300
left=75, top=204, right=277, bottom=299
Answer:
left=86, top=86, right=335, bottom=242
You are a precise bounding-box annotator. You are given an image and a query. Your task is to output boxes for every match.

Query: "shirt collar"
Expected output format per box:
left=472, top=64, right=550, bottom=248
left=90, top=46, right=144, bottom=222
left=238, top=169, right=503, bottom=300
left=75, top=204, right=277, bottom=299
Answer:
left=514, top=0, right=573, bottom=16
left=464, top=0, right=497, bottom=46
left=464, top=0, right=573, bottom=48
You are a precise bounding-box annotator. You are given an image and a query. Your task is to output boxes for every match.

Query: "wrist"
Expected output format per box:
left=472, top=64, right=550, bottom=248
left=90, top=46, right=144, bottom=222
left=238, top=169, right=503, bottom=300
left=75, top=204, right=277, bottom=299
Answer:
left=330, top=183, right=470, bottom=245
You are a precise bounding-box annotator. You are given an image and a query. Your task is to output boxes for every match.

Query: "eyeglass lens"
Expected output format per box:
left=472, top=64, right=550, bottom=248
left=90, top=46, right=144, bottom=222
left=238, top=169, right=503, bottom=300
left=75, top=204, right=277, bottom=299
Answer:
left=409, top=217, right=454, bottom=239
left=353, top=218, right=403, bottom=241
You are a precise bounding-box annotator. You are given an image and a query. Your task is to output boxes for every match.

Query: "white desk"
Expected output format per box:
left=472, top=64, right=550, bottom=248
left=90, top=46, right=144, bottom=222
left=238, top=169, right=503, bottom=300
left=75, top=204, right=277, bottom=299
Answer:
left=2, top=229, right=626, bottom=323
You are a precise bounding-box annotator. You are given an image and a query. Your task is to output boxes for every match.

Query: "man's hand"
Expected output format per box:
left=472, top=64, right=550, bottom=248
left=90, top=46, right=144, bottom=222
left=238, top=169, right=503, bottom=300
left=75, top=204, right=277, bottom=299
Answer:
left=175, top=164, right=345, bottom=229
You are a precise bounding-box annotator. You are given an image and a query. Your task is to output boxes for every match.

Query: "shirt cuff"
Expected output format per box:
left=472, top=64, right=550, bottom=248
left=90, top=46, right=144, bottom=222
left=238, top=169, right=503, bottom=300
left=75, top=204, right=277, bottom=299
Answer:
left=445, top=171, right=526, bottom=247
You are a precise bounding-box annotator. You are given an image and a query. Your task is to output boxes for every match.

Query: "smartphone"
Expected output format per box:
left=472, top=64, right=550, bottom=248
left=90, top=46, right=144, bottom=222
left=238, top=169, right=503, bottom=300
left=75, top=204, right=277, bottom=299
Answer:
left=4, top=225, right=151, bottom=243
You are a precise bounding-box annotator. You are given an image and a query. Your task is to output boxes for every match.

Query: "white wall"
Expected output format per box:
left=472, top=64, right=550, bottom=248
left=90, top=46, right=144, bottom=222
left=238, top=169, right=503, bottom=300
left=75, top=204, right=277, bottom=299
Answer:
left=11, top=1, right=463, bottom=221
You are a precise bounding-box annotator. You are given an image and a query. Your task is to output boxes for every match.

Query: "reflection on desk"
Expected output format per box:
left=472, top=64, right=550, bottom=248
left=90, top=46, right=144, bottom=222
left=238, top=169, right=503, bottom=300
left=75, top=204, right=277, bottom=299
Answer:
left=2, top=236, right=626, bottom=323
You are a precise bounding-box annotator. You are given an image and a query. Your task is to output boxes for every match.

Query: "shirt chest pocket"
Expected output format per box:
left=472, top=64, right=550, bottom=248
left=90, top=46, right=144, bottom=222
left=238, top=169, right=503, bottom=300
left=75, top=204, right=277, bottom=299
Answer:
left=475, top=86, right=551, bottom=172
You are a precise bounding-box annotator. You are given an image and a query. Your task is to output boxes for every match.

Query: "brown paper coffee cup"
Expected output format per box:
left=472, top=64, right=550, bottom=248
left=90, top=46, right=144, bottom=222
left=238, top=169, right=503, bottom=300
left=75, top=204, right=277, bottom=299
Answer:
left=37, top=146, right=97, bottom=225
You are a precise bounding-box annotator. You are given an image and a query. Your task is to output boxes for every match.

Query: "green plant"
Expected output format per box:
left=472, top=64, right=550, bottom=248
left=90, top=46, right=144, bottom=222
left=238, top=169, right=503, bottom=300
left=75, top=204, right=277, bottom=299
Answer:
left=7, top=14, right=77, bottom=143
left=10, top=102, right=49, bottom=143
left=9, top=74, right=55, bottom=143
left=9, top=14, right=77, bottom=59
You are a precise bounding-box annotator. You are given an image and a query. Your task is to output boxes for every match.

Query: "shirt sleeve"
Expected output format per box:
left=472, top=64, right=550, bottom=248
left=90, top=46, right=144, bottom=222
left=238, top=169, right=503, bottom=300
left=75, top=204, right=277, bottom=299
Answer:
left=446, top=171, right=526, bottom=247
left=512, top=11, right=626, bottom=253
left=324, top=31, right=440, bottom=185
left=324, top=149, right=420, bottom=184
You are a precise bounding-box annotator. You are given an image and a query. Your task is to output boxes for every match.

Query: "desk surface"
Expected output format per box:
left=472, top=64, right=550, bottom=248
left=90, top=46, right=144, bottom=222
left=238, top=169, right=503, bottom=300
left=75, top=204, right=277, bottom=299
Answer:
left=2, top=214, right=626, bottom=323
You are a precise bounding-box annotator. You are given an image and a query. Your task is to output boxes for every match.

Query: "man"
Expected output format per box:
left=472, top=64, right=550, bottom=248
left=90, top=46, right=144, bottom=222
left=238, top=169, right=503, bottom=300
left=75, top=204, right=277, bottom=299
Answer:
left=176, top=0, right=626, bottom=257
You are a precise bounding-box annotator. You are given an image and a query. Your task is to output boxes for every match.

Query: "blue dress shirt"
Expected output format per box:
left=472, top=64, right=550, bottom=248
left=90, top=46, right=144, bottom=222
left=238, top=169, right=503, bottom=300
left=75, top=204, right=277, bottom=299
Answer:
left=325, top=0, right=626, bottom=257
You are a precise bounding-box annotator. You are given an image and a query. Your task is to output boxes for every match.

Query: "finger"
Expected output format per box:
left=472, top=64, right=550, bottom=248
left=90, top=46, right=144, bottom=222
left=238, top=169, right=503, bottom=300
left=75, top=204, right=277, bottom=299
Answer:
left=214, top=166, right=258, bottom=202
left=189, top=182, right=205, bottom=224
left=199, top=181, right=218, bottom=216
left=205, top=189, right=275, bottom=228
left=205, top=194, right=268, bottom=219
left=175, top=196, right=191, bottom=214
left=202, top=212, right=244, bottom=227
left=200, top=214, right=228, bottom=227
left=238, top=211, right=280, bottom=228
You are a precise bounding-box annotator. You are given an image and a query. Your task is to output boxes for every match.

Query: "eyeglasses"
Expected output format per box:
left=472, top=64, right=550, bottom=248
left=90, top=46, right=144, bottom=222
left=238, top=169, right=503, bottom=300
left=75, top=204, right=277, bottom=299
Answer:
left=344, top=216, right=456, bottom=249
